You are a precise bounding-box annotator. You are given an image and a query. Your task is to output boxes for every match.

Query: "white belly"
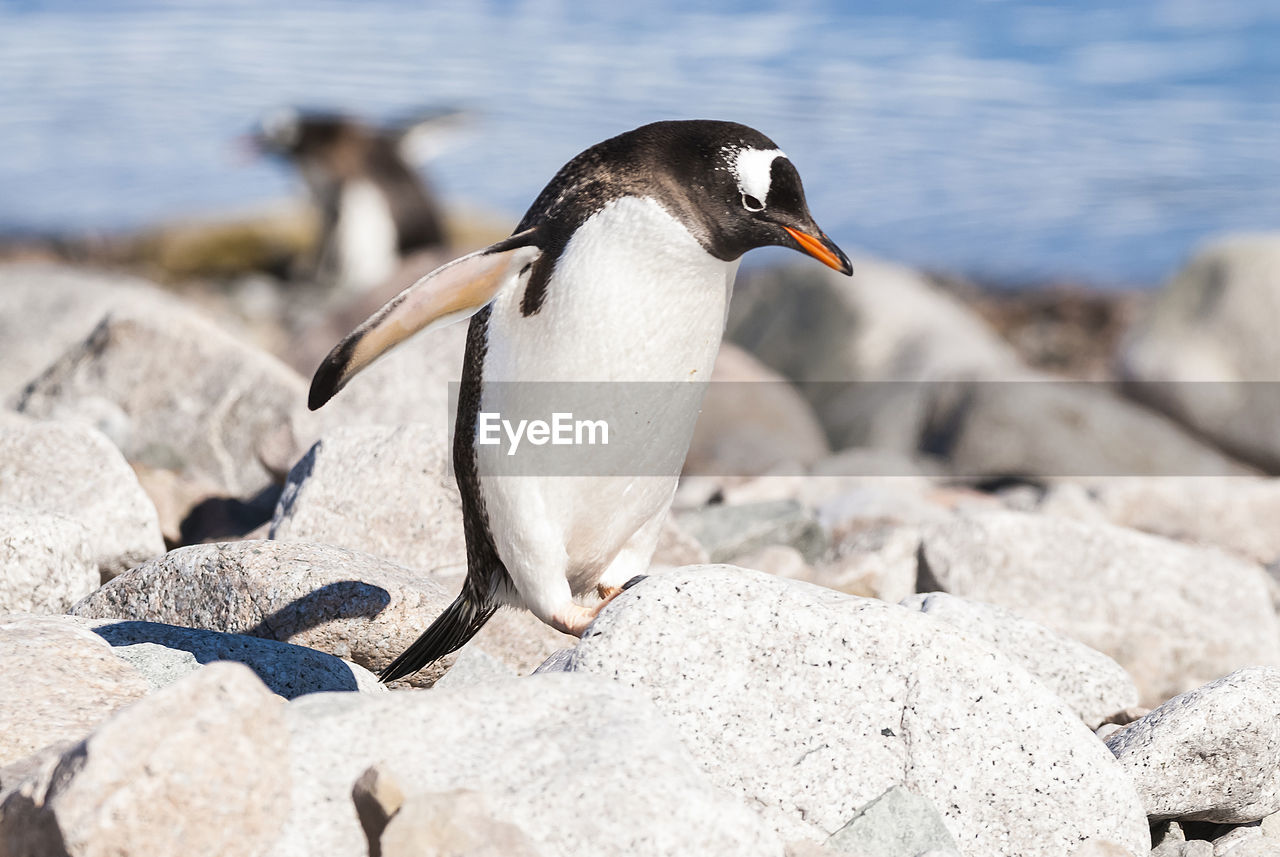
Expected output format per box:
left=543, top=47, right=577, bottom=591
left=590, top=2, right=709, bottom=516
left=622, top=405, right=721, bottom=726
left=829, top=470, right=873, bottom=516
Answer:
left=477, top=196, right=738, bottom=606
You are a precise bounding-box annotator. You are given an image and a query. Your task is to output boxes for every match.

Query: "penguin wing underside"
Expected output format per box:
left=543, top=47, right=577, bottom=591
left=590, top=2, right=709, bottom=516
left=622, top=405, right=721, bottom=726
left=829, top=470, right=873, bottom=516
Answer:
left=308, top=229, right=541, bottom=410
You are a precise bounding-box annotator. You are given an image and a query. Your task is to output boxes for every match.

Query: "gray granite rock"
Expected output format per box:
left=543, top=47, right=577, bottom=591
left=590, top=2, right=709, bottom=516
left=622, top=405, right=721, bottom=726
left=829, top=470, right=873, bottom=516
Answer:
left=1119, top=234, right=1280, bottom=472
left=901, top=592, right=1140, bottom=728
left=917, top=510, right=1280, bottom=705
left=563, top=567, right=1150, bottom=855
left=16, top=303, right=308, bottom=500
left=1107, top=667, right=1280, bottom=823
left=1153, top=843, right=1213, bottom=857
left=74, top=617, right=383, bottom=698
left=274, top=674, right=782, bottom=857
left=110, top=642, right=201, bottom=690
left=0, top=614, right=150, bottom=767
left=825, top=786, right=959, bottom=857
left=676, top=499, right=827, bottom=564
left=0, top=263, right=171, bottom=405
left=71, top=540, right=456, bottom=686
left=0, top=418, right=164, bottom=580
left=0, top=506, right=98, bottom=613
left=0, top=662, right=290, bottom=857
left=269, top=424, right=467, bottom=576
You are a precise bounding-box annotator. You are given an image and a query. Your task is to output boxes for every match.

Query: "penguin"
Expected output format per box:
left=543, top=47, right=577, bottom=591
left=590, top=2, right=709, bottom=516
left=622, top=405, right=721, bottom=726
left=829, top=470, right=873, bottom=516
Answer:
left=307, top=119, right=852, bottom=682
left=252, top=107, right=461, bottom=293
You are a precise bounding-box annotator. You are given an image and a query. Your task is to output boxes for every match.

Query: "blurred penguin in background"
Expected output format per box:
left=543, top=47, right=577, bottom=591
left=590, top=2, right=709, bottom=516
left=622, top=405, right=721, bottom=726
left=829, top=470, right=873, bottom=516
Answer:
left=252, top=107, right=466, bottom=294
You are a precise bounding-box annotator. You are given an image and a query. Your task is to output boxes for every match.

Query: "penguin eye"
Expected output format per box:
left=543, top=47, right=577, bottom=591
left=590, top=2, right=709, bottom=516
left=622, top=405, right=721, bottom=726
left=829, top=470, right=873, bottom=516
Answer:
left=740, top=192, right=765, bottom=212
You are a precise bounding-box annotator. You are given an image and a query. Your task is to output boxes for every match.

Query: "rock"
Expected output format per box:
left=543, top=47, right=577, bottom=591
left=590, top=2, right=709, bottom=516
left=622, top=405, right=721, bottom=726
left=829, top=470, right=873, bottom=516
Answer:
left=0, top=263, right=170, bottom=404
left=727, top=261, right=1243, bottom=478
left=651, top=514, right=711, bottom=568
left=1153, top=843, right=1213, bottom=857
left=76, top=617, right=383, bottom=698
left=1106, top=667, right=1280, bottom=823
left=269, top=424, right=467, bottom=576
left=732, top=544, right=815, bottom=582
left=0, top=507, right=98, bottom=613
left=379, top=787, right=544, bottom=857
left=276, top=675, right=782, bottom=856
left=0, top=662, right=291, bottom=857
left=685, top=343, right=830, bottom=476
left=0, top=614, right=149, bottom=768
left=1119, top=234, right=1280, bottom=472
left=16, top=303, right=309, bottom=500
left=676, top=499, right=827, bottom=564
left=1218, top=841, right=1280, bottom=857
left=1213, top=827, right=1265, bottom=855
left=563, top=567, right=1150, bottom=854
left=0, top=419, right=164, bottom=580
left=825, top=786, right=960, bottom=857
left=71, top=540, right=456, bottom=686
left=432, top=646, right=514, bottom=690
left=900, top=592, right=1139, bottom=729
left=462, top=605, right=577, bottom=676
left=940, top=379, right=1249, bottom=478
left=816, top=524, right=921, bottom=601
left=726, top=259, right=1019, bottom=450
left=1046, top=478, right=1280, bottom=567
left=110, top=642, right=201, bottom=690
left=917, top=510, right=1280, bottom=704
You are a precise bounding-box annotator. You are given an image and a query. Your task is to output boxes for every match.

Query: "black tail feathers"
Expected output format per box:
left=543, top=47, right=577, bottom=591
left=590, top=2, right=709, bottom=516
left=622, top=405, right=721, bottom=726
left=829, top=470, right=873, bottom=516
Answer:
left=379, top=593, right=498, bottom=683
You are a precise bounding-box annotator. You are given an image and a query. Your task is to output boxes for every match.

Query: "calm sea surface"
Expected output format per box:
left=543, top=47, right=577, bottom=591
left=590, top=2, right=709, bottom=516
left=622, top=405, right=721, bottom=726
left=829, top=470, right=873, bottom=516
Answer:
left=2, top=0, right=1279, bottom=284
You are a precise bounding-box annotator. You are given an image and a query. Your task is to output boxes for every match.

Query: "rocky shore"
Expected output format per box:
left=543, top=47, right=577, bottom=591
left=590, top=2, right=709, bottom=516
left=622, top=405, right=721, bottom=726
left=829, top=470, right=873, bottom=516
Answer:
left=4, top=232, right=1280, bottom=856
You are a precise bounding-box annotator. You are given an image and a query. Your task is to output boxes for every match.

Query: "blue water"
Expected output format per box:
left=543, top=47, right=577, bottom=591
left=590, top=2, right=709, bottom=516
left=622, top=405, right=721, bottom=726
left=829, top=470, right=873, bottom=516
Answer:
left=2, top=0, right=1279, bottom=285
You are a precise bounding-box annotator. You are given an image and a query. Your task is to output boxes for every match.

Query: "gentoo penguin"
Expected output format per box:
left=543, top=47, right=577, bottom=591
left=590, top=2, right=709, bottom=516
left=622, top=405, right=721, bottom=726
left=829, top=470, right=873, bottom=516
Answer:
left=253, top=108, right=458, bottom=293
left=307, top=120, right=851, bottom=681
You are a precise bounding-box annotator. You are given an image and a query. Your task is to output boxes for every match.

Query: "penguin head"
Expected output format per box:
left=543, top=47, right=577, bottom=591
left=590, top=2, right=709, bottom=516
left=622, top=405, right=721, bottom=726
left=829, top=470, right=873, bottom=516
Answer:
left=621, top=120, right=853, bottom=275
left=251, top=109, right=370, bottom=180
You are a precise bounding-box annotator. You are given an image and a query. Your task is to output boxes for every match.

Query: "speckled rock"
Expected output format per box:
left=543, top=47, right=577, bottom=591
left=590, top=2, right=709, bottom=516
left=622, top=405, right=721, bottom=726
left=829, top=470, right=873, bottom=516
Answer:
left=0, top=506, right=98, bottom=613
left=71, top=540, right=455, bottom=686
left=0, top=662, right=290, bottom=857
left=274, top=675, right=782, bottom=857
left=901, top=592, right=1139, bottom=728
left=16, top=304, right=308, bottom=499
left=1107, top=667, right=1280, bottom=823
left=0, top=419, right=164, bottom=580
left=917, top=510, right=1280, bottom=704
left=0, top=614, right=149, bottom=767
left=269, top=424, right=467, bottom=576
left=1153, top=842, right=1213, bottom=857
left=563, top=567, right=1150, bottom=855
left=1212, top=827, right=1268, bottom=856
left=74, top=617, right=383, bottom=698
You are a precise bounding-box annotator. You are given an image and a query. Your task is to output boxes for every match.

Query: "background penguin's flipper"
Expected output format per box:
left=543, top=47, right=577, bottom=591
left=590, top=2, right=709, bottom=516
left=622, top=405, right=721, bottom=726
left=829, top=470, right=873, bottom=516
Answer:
left=308, top=229, right=541, bottom=410
left=378, top=592, right=498, bottom=683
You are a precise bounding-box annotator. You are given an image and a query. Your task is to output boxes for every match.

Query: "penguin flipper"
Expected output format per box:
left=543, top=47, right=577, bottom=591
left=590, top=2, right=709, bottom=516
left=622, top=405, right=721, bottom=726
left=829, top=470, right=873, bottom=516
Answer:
left=379, top=592, right=499, bottom=683
left=308, top=229, right=541, bottom=410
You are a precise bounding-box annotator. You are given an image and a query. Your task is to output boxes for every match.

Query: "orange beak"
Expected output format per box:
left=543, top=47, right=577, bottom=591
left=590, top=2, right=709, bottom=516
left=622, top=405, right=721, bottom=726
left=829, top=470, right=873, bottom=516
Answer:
left=783, top=226, right=852, bottom=275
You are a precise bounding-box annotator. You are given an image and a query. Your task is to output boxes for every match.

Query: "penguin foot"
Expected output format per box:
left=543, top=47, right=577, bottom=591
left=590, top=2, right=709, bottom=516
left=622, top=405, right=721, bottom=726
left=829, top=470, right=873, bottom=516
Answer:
left=551, top=589, right=624, bottom=637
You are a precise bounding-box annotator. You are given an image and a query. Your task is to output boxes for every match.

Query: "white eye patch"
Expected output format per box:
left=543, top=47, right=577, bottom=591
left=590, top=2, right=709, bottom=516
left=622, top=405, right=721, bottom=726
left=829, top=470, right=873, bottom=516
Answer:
left=729, top=147, right=786, bottom=208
